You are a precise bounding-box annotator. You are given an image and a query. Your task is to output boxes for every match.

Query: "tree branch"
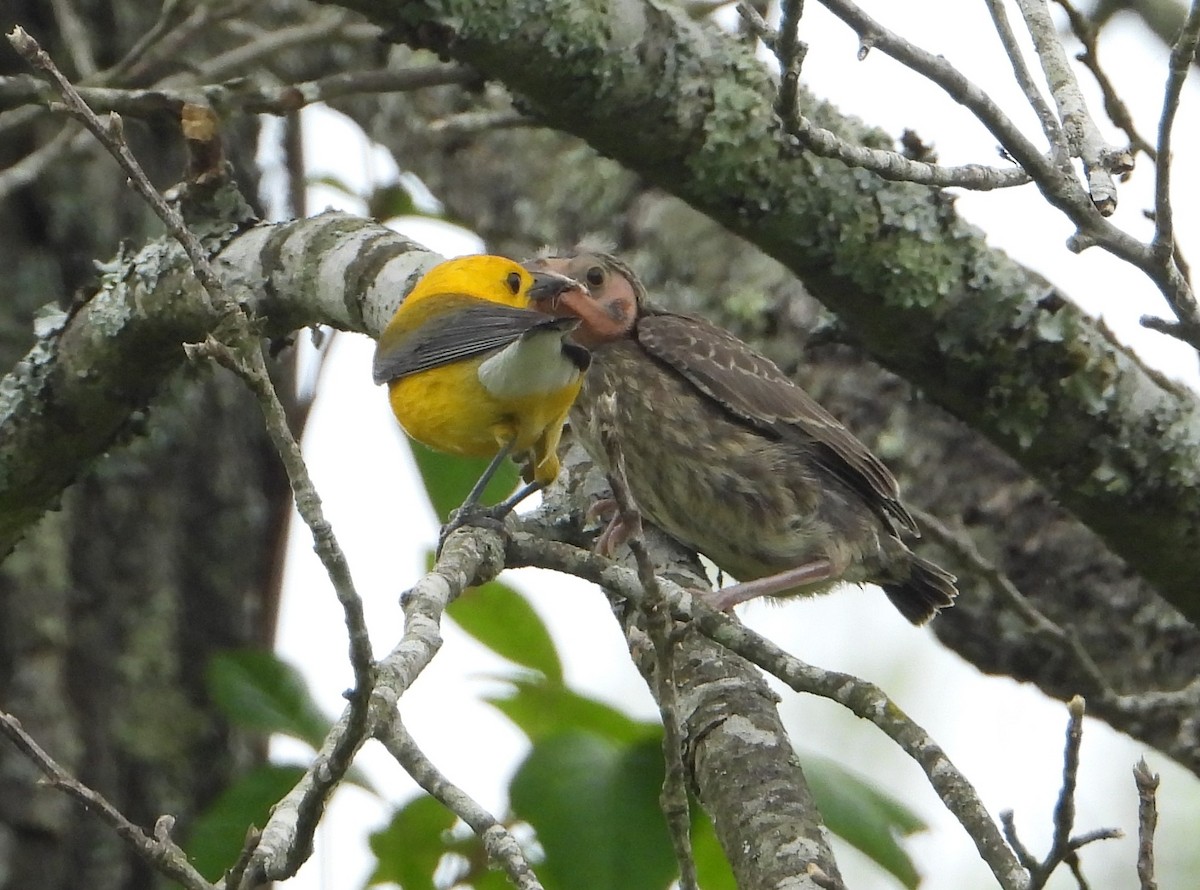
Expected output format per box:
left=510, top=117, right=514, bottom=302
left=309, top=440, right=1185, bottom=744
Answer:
left=1134, top=758, right=1160, bottom=890
left=507, top=521, right=1028, bottom=890
left=0, top=65, right=479, bottom=116
left=242, top=523, right=507, bottom=885
left=0, top=712, right=214, bottom=890
left=1001, top=698, right=1122, bottom=889
left=373, top=712, right=545, bottom=890
left=1013, top=0, right=1129, bottom=214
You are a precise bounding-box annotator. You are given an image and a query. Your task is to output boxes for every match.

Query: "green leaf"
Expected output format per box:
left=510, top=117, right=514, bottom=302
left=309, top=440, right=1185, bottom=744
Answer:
left=206, top=649, right=331, bottom=750
left=187, top=764, right=306, bottom=881
left=804, top=755, right=927, bottom=888
left=409, top=440, right=520, bottom=521
left=486, top=677, right=653, bottom=745
left=448, top=581, right=563, bottom=683
left=689, top=807, right=737, bottom=890
left=308, top=173, right=361, bottom=199
left=367, top=182, right=422, bottom=221
left=367, top=795, right=457, bottom=889
left=510, top=732, right=676, bottom=890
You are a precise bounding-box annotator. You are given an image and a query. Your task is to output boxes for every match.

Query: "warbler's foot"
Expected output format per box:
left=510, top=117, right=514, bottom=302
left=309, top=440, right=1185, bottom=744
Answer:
left=436, top=503, right=510, bottom=556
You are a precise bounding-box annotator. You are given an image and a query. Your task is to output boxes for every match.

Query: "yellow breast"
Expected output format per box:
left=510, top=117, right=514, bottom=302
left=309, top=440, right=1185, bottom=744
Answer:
left=388, top=360, right=582, bottom=459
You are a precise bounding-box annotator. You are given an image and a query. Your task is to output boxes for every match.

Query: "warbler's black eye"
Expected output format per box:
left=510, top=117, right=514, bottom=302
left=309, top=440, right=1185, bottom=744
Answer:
left=505, top=271, right=522, bottom=294
left=586, top=266, right=605, bottom=287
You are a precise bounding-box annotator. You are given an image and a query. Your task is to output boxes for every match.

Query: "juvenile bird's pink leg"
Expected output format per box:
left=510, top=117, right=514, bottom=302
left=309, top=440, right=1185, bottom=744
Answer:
left=587, top=497, right=634, bottom=556
left=706, top=559, right=835, bottom=610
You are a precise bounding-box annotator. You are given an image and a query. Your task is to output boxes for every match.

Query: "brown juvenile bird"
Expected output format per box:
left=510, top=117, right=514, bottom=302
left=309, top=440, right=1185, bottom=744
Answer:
left=523, top=251, right=956, bottom=625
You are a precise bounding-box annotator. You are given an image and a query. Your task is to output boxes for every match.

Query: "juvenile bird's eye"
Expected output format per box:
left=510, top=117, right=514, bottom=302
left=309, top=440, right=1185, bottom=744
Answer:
left=586, top=266, right=605, bottom=287
left=505, top=271, right=522, bottom=294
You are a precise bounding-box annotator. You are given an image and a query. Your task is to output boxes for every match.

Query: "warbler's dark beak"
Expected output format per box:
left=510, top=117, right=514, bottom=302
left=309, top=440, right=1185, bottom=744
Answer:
left=527, top=270, right=586, bottom=308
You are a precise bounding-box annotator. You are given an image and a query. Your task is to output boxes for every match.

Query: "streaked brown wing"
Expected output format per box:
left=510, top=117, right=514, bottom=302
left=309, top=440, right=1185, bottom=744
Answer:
left=373, top=297, right=574, bottom=384
left=636, top=312, right=917, bottom=535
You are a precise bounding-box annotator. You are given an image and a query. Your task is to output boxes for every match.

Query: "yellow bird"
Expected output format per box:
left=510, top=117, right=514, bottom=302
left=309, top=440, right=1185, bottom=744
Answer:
left=373, top=255, right=590, bottom=530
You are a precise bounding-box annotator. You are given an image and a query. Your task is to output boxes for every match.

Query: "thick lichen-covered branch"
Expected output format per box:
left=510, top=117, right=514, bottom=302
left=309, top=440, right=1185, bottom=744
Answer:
left=0, top=211, right=435, bottom=557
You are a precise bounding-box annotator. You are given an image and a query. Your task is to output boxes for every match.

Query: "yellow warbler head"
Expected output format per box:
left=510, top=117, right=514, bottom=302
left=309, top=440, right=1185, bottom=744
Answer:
left=403, top=254, right=571, bottom=311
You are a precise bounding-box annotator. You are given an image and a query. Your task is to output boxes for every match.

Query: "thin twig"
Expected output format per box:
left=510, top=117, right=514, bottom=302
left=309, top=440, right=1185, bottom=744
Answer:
left=507, top=534, right=1031, bottom=890
left=0, top=65, right=478, bottom=118
left=185, top=336, right=375, bottom=688
left=595, top=395, right=697, bottom=890
left=784, top=117, right=1031, bottom=189
left=1151, top=0, right=1200, bottom=273
left=1053, top=0, right=1157, bottom=160
left=248, top=525, right=507, bottom=885
left=911, top=508, right=1116, bottom=702
left=374, top=712, right=545, bottom=890
left=1001, top=697, right=1122, bottom=889
left=812, top=0, right=1194, bottom=323
left=7, top=26, right=222, bottom=306
left=174, top=11, right=377, bottom=86
left=1133, top=758, right=1160, bottom=890
left=771, top=0, right=1031, bottom=190
left=1047, top=696, right=1086, bottom=875
left=98, top=0, right=199, bottom=83
left=0, top=711, right=214, bottom=890
left=984, top=0, right=1068, bottom=162
left=428, top=108, right=531, bottom=136
left=774, top=0, right=808, bottom=125
left=735, top=2, right=777, bottom=49
left=1013, top=0, right=1132, bottom=214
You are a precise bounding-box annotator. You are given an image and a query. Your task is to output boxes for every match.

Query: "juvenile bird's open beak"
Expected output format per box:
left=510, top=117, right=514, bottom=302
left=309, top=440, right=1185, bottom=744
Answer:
left=528, top=271, right=595, bottom=325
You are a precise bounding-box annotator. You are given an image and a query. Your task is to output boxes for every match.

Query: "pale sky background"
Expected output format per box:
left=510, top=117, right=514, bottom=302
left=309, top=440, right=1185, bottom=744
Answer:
left=265, top=3, right=1200, bottom=888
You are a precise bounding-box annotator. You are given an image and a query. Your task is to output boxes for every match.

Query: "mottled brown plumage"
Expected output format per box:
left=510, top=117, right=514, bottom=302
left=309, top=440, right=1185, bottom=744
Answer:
left=524, top=251, right=956, bottom=625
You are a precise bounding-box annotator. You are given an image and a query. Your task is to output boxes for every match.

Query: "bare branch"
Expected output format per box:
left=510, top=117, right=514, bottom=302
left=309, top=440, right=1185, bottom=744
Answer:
left=176, top=11, right=380, bottom=85
left=245, top=525, right=507, bottom=885
left=429, top=108, right=531, bottom=136
left=1151, top=0, right=1200, bottom=271
left=1013, top=0, right=1132, bottom=214
left=912, top=508, right=1116, bottom=702
left=735, top=2, right=777, bottom=49
left=1048, top=696, right=1087, bottom=874
left=374, top=712, right=545, bottom=890
left=806, top=1, right=1195, bottom=346
left=770, top=1, right=1031, bottom=190
left=784, top=117, right=1031, bottom=189
left=1053, top=0, right=1157, bottom=159
left=5, top=30, right=391, bottom=886
left=508, top=534, right=1030, bottom=890
left=0, top=712, right=214, bottom=890
left=984, top=0, right=1069, bottom=161
left=8, top=26, right=376, bottom=698
left=775, top=0, right=808, bottom=124
left=1134, top=759, right=1160, bottom=890
left=1001, top=698, right=1122, bottom=889
left=0, top=65, right=478, bottom=117
left=186, top=335, right=375, bottom=692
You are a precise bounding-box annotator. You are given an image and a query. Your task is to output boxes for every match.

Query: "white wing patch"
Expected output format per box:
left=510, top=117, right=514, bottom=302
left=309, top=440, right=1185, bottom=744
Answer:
left=477, top=329, right=581, bottom=399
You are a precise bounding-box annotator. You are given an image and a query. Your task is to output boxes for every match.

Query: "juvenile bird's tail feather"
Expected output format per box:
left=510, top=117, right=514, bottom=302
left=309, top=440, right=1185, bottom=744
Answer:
left=881, top=555, right=958, bottom=626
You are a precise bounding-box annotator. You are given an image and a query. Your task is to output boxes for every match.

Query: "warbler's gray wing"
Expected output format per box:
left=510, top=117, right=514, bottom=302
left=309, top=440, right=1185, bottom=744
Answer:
left=373, top=297, right=578, bottom=384
left=636, top=311, right=917, bottom=535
